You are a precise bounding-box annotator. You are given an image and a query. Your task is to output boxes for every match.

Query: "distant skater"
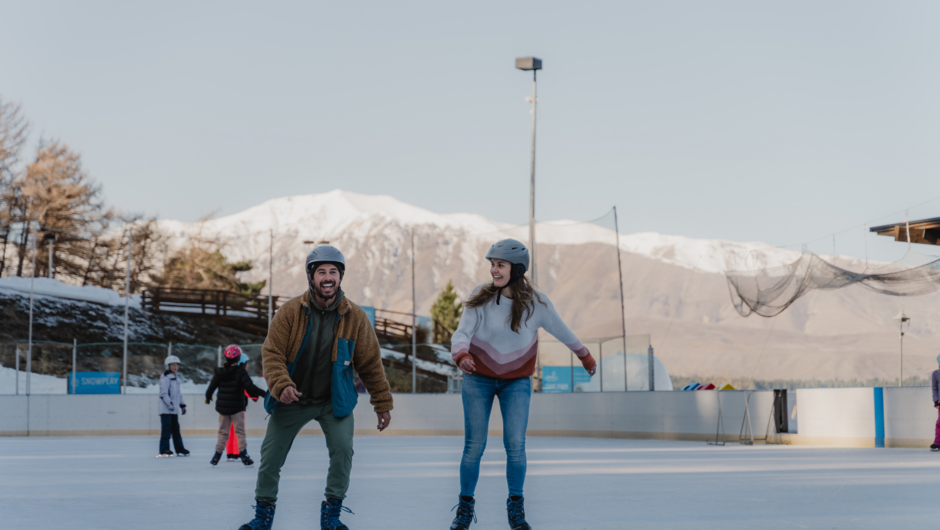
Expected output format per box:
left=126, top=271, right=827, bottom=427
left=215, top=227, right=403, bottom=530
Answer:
left=239, top=245, right=393, bottom=530
left=932, top=354, right=940, bottom=452
left=449, top=239, right=597, bottom=530
left=206, top=344, right=265, bottom=466
left=157, top=355, right=189, bottom=458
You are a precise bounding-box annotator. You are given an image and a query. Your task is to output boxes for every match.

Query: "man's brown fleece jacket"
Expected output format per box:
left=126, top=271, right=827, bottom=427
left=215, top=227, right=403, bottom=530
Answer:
left=261, top=291, right=394, bottom=414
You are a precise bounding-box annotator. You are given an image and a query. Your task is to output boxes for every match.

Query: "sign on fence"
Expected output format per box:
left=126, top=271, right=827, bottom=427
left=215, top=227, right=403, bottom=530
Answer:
left=68, top=372, right=121, bottom=394
left=541, top=366, right=592, bottom=393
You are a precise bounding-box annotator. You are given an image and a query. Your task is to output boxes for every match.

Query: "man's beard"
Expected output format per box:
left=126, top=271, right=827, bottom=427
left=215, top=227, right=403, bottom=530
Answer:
left=310, top=280, right=340, bottom=302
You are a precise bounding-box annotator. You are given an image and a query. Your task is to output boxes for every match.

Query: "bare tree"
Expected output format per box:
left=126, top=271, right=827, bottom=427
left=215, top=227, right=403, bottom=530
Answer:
left=0, top=97, right=29, bottom=277
left=8, top=142, right=109, bottom=279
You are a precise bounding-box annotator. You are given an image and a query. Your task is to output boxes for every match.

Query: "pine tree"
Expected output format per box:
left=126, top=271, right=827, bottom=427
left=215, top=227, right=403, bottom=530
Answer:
left=430, top=280, right=463, bottom=344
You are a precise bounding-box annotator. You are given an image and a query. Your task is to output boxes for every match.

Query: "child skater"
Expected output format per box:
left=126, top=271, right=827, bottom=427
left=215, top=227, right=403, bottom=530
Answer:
left=206, top=345, right=265, bottom=466
left=158, top=355, right=189, bottom=457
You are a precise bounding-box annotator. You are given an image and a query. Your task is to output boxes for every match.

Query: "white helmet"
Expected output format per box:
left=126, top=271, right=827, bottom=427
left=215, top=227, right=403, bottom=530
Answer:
left=164, top=355, right=182, bottom=366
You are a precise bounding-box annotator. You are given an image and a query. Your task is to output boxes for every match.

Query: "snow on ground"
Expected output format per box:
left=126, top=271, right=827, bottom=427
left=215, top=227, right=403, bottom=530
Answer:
left=0, top=277, right=140, bottom=307
left=1, top=435, right=938, bottom=529
left=0, top=366, right=267, bottom=395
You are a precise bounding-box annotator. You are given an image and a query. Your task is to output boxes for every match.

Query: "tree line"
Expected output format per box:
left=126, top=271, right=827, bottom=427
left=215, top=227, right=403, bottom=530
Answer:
left=0, top=96, right=263, bottom=296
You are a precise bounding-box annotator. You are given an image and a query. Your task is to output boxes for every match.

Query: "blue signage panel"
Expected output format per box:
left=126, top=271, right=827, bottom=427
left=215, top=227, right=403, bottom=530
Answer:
left=541, top=366, right=593, bottom=393
left=361, top=306, right=376, bottom=328
left=69, top=372, right=121, bottom=394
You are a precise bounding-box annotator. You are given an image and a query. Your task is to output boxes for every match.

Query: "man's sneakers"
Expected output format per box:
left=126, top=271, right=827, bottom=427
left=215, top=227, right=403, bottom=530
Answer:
left=239, top=502, right=276, bottom=530
left=450, top=496, right=476, bottom=530
left=240, top=449, right=255, bottom=467
left=506, top=495, right=531, bottom=530
left=210, top=451, right=223, bottom=465
left=320, top=497, right=353, bottom=530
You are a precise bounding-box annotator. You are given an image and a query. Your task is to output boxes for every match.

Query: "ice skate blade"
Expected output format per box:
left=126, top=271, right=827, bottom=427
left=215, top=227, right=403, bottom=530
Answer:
left=156, top=454, right=175, bottom=458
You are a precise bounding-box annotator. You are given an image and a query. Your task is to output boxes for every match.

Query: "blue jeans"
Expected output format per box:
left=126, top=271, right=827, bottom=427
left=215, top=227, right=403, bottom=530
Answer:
left=460, top=373, right=531, bottom=497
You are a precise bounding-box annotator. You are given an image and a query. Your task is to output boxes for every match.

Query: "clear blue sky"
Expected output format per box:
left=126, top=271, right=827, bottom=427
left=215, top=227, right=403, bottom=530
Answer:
left=3, top=1, right=939, bottom=261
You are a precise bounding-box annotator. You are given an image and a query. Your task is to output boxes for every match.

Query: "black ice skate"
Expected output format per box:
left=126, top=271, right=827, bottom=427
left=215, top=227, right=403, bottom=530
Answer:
left=450, top=496, right=476, bottom=530
left=176, top=449, right=190, bottom=457
left=931, top=444, right=939, bottom=452
left=240, top=450, right=254, bottom=467
left=320, top=498, right=353, bottom=530
left=211, top=451, right=223, bottom=465
left=239, top=502, right=275, bottom=530
left=506, top=495, right=531, bottom=530
left=156, top=451, right=174, bottom=458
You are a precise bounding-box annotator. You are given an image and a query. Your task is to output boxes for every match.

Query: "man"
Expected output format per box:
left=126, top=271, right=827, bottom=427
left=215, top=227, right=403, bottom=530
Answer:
left=240, top=245, right=393, bottom=530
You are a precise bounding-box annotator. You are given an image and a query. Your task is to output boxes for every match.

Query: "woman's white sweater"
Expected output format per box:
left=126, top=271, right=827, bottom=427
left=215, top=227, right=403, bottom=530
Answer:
left=451, top=285, right=590, bottom=379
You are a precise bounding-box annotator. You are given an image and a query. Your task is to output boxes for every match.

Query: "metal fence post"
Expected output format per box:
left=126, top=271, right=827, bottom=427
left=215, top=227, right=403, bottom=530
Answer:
left=648, top=345, right=655, bottom=391
left=72, top=339, right=77, bottom=394
left=217, top=345, right=222, bottom=367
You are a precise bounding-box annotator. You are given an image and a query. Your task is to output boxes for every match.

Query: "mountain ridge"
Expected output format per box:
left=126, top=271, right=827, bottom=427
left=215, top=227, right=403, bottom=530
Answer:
left=154, top=190, right=940, bottom=382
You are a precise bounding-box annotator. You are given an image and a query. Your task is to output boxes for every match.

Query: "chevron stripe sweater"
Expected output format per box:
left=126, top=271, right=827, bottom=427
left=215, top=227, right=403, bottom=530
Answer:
left=451, top=285, right=590, bottom=379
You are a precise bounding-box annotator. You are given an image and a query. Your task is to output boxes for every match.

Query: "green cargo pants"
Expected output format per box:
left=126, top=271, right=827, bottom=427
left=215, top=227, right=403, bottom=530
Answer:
left=254, top=401, right=354, bottom=504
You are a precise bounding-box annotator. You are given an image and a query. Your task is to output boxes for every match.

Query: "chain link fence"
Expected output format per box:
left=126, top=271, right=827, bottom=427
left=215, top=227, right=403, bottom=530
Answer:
left=0, top=340, right=265, bottom=395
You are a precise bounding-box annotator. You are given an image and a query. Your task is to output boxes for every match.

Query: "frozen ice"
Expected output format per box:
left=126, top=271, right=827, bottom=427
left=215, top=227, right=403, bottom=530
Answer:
left=1, top=434, right=938, bottom=529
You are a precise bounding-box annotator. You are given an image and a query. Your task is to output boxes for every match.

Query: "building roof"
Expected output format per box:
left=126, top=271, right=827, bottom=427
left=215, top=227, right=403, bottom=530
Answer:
left=870, top=216, right=940, bottom=245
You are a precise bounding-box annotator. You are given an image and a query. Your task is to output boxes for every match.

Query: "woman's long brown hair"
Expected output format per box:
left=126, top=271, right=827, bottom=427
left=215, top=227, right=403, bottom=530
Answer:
left=465, top=276, right=545, bottom=333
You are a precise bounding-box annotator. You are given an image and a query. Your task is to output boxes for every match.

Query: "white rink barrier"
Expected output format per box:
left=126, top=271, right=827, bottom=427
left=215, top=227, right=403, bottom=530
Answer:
left=0, top=391, right=781, bottom=443
left=795, top=387, right=937, bottom=448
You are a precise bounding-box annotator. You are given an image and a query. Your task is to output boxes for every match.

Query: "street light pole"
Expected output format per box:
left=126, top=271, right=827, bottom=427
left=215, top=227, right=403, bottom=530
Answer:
left=893, top=310, right=910, bottom=387
left=44, top=233, right=56, bottom=279
left=516, top=56, right=542, bottom=286
left=123, top=229, right=132, bottom=395
left=27, top=231, right=36, bottom=395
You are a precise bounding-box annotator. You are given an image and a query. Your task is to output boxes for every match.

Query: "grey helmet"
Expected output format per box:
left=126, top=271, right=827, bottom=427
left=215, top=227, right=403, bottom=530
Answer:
left=485, top=239, right=529, bottom=304
left=485, top=238, right=529, bottom=271
left=164, top=355, right=181, bottom=367
left=305, top=245, right=346, bottom=281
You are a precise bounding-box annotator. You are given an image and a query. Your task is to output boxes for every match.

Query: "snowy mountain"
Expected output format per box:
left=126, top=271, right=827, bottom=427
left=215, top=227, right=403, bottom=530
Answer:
left=155, top=190, right=940, bottom=383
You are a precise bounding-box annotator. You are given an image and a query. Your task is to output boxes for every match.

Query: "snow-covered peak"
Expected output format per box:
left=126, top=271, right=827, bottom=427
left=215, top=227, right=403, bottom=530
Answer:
left=156, top=190, right=813, bottom=275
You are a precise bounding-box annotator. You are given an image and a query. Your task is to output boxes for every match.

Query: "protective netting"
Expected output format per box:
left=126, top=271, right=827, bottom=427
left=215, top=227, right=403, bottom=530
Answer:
left=727, top=250, right=940, bottom=318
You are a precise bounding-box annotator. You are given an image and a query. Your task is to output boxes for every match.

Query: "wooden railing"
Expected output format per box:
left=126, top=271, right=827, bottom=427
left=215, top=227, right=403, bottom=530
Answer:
left=140, top=288, right=281, bottom=334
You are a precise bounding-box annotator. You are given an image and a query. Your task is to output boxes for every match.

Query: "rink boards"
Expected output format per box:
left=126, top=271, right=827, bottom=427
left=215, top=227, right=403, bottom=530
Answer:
left=0, top=387, right=936, bottom=448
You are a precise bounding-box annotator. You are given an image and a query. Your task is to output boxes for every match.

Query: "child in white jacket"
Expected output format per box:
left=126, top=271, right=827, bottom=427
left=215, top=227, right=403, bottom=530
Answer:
left=158, top=355, right=189, bottom=458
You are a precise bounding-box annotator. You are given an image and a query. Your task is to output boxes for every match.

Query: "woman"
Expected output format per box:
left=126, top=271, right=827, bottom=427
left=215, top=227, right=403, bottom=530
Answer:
left=205, top=345, right=265, bottom=466
left=449, top=239, right=597, bottom=530
left=157, top=355, right=189, bottom=458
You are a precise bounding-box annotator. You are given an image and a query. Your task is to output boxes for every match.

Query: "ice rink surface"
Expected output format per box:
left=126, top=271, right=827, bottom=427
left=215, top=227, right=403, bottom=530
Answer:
left=2, top=435, right=939, bottom=529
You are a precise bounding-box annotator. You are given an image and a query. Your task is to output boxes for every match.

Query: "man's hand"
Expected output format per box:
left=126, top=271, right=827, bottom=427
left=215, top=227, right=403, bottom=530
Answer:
left=458, top=357, right=475, bottom=375
left=376, top=411, right=391, bottom=432
left=280, top=386, right=302, bottom=404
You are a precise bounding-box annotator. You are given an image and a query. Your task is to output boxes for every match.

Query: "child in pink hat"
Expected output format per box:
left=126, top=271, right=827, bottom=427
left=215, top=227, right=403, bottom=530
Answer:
left=206, top=344, right=265, bottom=466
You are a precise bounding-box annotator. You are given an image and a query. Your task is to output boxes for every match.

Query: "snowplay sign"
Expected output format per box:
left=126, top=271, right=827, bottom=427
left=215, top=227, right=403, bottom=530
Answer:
left=68, top=372, right=121, bottom=394
left=541, top=366, right=592, bottom=393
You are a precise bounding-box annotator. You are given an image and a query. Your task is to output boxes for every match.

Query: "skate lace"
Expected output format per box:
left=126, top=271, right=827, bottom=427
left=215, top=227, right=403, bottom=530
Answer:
left=246, top=504, right=274, bottom=529
left=507, top=498, right=526, bottom=527
left=451, top=500, right=477, bottom=525
left=323, top=501, right=354, bottom=526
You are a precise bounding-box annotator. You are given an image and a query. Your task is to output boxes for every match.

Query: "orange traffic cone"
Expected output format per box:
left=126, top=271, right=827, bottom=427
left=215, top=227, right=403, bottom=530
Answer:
left=226, top=423, right=239, bottom=459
